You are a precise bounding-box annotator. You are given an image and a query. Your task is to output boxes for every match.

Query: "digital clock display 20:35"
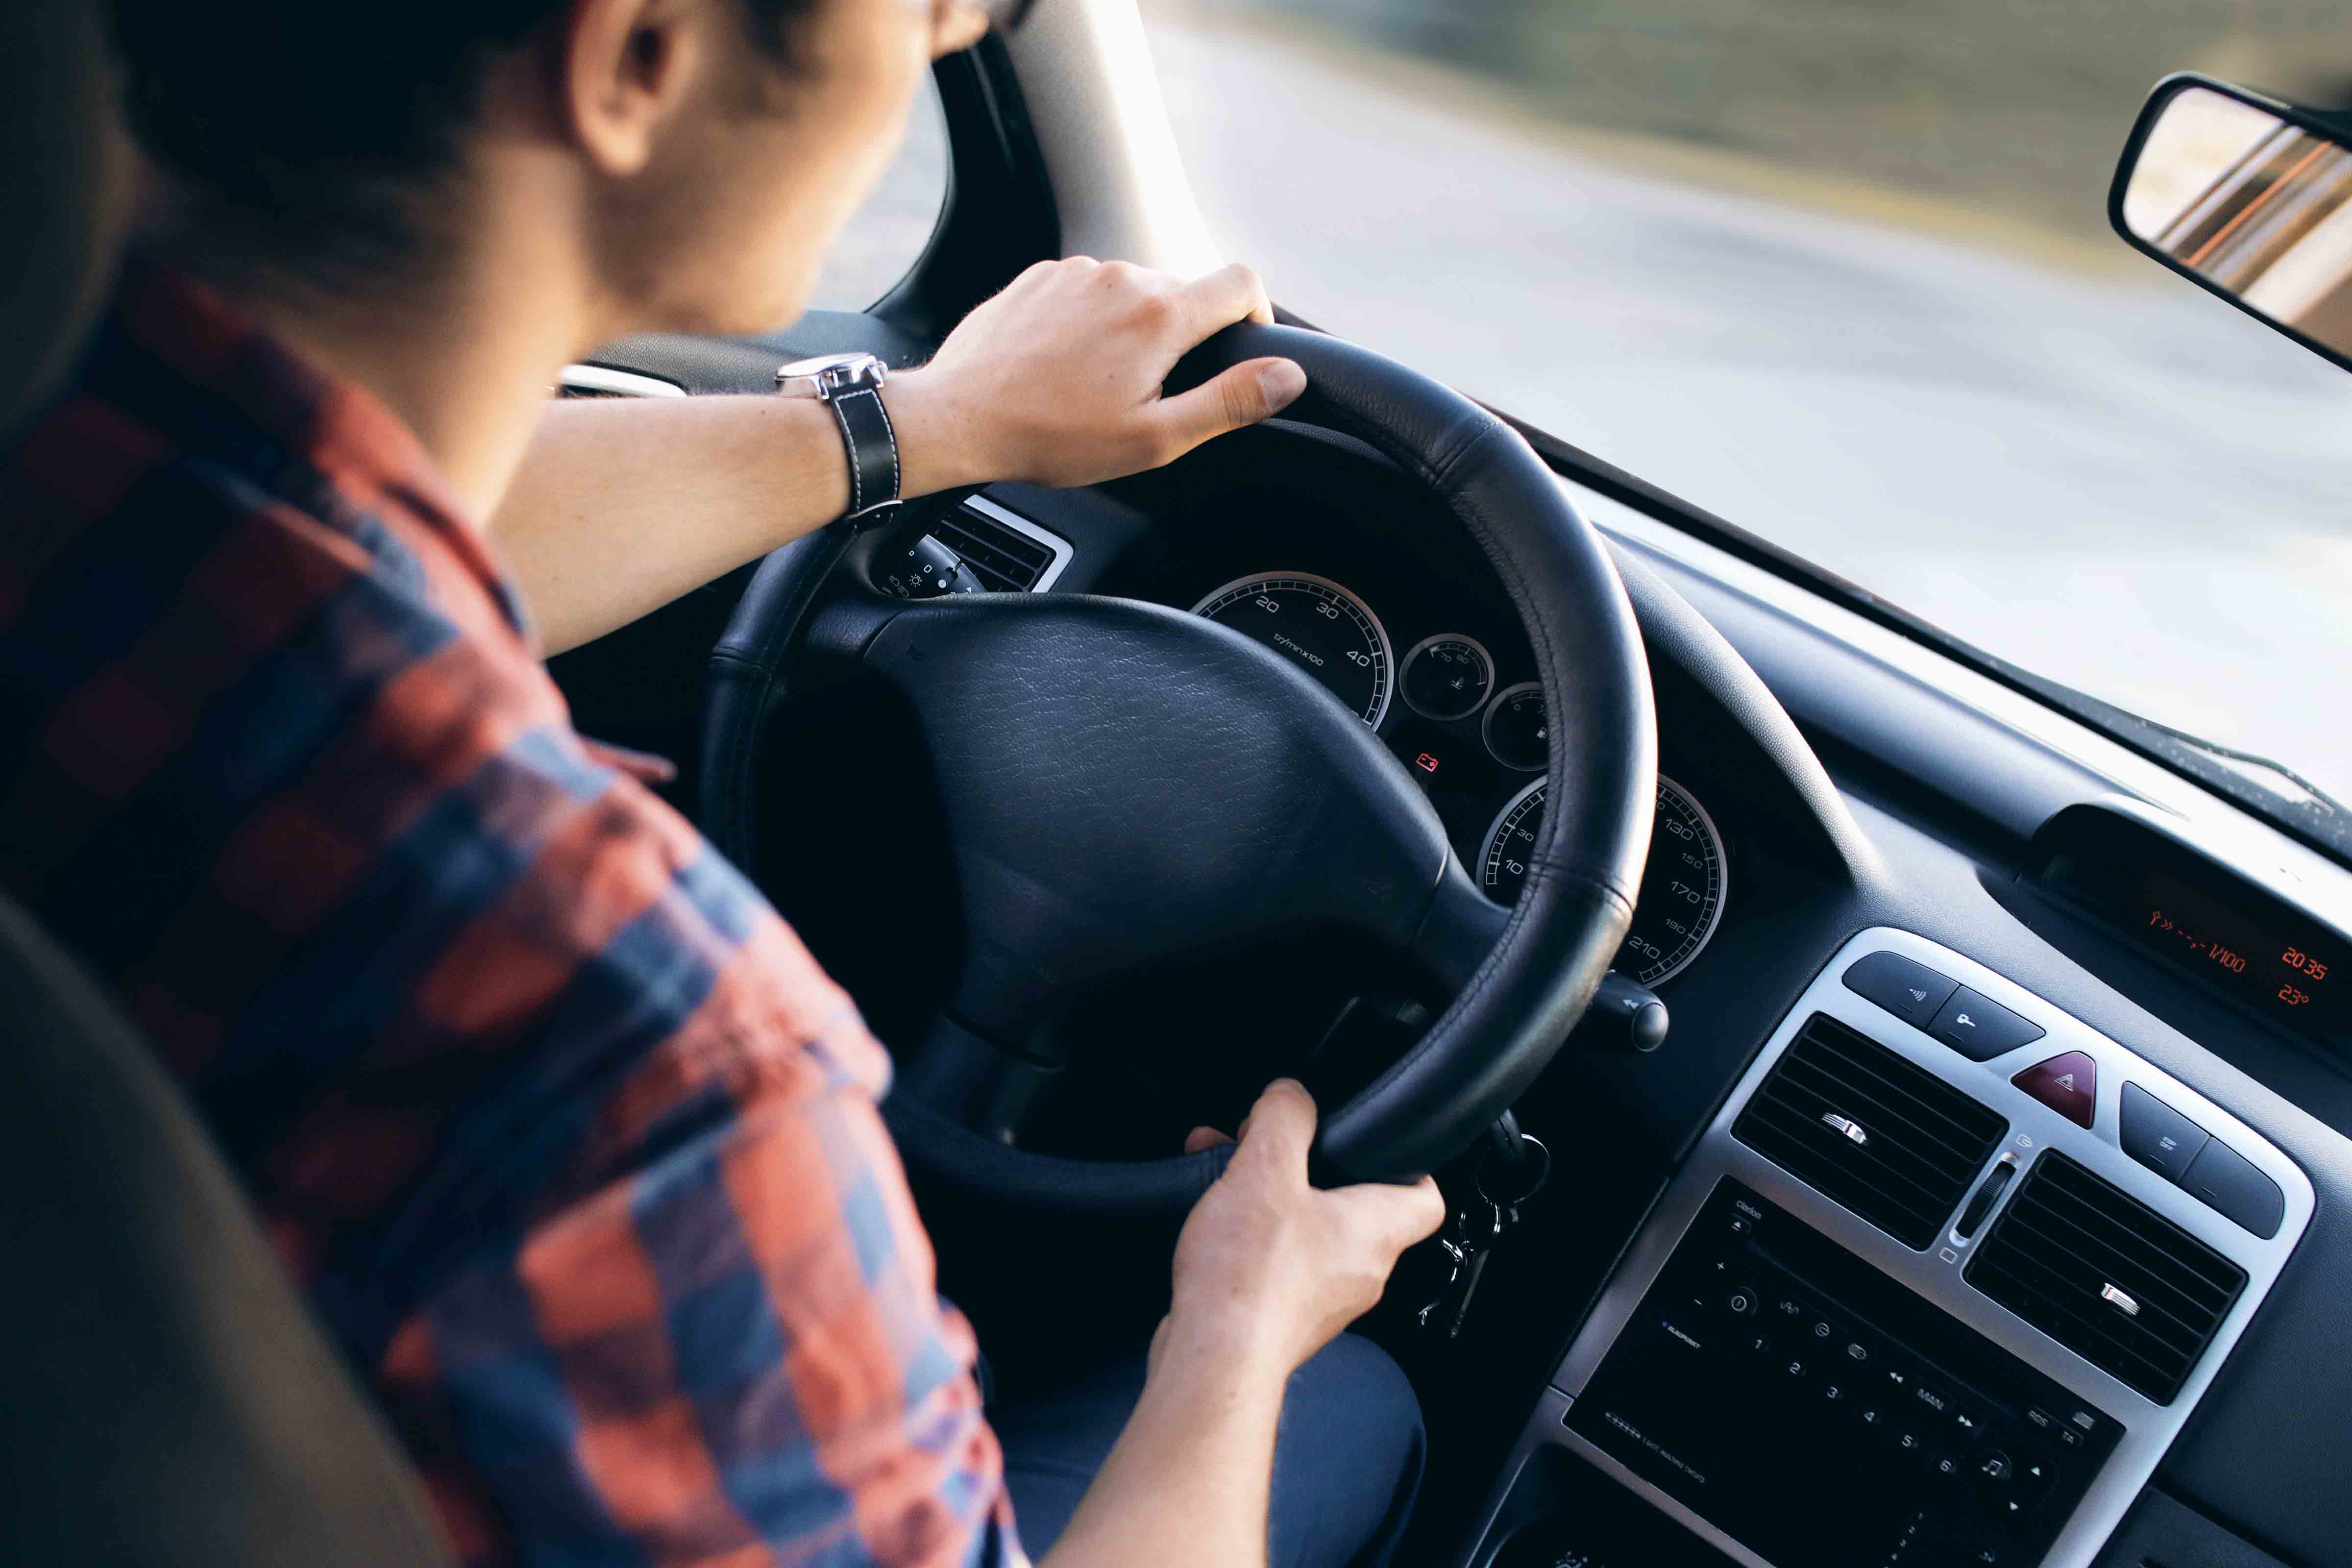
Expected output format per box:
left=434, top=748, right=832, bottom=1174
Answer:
left=2137, top=869, right=2348, bottom=1046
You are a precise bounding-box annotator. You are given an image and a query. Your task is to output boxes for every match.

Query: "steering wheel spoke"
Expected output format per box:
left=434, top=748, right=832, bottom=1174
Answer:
left=1408, top=858, right=1515, bottom=995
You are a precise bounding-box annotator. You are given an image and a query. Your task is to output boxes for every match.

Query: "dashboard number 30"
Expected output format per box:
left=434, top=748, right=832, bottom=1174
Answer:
left=1479, top=776, right=1729, bottom=986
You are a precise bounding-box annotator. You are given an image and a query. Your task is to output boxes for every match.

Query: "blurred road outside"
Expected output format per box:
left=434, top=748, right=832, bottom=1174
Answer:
left=1139, top=3, right=2352, bottom=806
left=810, top=2, right=2352, bottom=806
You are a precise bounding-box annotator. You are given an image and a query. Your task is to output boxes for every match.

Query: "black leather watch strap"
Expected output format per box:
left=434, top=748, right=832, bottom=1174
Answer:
left=828, top=384, right=901, bottom=524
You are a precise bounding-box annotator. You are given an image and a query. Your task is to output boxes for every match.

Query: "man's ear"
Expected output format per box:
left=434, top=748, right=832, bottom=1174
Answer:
left=562, top=0, right=704, bottom=177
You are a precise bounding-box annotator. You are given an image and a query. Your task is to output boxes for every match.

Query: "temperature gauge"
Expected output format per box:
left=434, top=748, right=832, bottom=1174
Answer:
left=1400, top=634, right=1495, bottom=721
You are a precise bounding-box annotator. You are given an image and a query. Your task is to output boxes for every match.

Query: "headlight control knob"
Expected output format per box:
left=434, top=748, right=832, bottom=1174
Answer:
left=881, top=534, right=984, bottom=599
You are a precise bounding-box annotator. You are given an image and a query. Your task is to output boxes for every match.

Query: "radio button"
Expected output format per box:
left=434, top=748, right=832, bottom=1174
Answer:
left=2014, top=1458, right=2055, bottom=1513
left=1725, top=1286, right=1759, bottom=1317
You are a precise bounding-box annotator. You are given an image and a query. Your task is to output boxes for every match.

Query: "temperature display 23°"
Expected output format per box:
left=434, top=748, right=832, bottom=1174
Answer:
left=2136, top=868, right=2349, bottom=1045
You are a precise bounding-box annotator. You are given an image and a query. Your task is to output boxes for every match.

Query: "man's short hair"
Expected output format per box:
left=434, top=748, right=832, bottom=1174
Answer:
left=106, top=0, right=818, bottom=273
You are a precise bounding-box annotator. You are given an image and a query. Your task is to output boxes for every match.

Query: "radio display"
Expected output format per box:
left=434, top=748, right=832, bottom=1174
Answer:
left=2131, top=869, right=2349, bottom=1046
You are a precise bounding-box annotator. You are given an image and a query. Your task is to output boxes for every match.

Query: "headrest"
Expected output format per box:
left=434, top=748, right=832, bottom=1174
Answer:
left=1, top=3, right=137, bottom=440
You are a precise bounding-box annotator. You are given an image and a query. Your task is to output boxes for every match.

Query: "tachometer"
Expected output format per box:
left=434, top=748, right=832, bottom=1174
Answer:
left=1479, top=775, right=1729, bottom=986
left=1191, top=572, right=1393, bottom=727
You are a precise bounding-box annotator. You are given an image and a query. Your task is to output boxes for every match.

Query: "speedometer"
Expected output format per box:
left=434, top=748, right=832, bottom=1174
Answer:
left=1191, top=572, right=1394, bottom=727
left=1479, top=775, right=1729, bottom=986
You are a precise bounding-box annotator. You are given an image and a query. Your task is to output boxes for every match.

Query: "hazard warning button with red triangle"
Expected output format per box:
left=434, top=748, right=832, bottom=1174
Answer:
left=2012, top=1052, right=2098, bottom=1128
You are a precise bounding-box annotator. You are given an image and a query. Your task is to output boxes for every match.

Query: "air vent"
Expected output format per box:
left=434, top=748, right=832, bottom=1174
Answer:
left=1734, top=1014, right=2009, bottom=1249
left=1965, top=1152, right=2246, bottom=1404
left=932, top=497, right=1071, bottom=592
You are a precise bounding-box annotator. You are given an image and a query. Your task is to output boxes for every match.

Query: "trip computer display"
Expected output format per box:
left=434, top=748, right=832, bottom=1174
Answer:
left=2130, top=869, right=2349, bottom=1047
left=2038, top=806, right=2352, bottom=1057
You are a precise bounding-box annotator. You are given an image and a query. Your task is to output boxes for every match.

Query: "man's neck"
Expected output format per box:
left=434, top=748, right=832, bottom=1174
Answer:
left=154, top=198, right=597, bottom=527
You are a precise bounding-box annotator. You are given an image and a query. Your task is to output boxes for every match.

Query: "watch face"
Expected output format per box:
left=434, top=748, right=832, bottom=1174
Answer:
left=775, top=352, right=886, bottom=398
left=776, top=352, right=871, bottom=377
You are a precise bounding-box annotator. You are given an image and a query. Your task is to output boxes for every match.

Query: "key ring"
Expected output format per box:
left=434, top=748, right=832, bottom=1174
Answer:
left=1473, top=1131, right=1550, bottom=1211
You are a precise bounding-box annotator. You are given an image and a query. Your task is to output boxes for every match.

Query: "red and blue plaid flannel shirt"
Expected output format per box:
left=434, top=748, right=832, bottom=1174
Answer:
left=0, top=261, right=1023, bottom=1567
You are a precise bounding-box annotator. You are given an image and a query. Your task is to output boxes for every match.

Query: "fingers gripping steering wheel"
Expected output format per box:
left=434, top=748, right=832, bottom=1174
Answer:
left=701, top=324, right=1654, bottom=1215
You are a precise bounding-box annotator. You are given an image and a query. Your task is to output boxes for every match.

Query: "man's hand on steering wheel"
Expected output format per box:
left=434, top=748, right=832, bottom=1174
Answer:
left=887, top=258, right=1312, bottom=495
left=1165, top=1081, right=1448, bottom=1382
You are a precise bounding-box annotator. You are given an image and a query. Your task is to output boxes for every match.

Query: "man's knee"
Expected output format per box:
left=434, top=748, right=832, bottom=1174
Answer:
left=1271, top=1334, right=1425, bottom=1568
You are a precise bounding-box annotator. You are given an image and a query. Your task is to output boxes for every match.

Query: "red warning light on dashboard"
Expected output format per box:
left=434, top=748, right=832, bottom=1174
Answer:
left=1415, top=753, right=1441, bottom=774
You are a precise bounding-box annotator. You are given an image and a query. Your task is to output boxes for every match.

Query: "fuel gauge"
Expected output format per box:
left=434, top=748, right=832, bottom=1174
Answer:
left=1482, top=682, right=1548, bottom=772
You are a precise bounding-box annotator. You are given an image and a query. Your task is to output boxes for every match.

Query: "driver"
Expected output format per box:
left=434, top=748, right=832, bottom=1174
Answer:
left=0, top=0, right=1446, bottom=1565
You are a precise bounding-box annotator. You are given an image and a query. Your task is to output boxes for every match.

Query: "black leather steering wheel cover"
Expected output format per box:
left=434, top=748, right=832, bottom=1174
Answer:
left=702, top=323, right=1654, bottom=1196
left=703, top=522, right=855, bottom=868
left=1163, top=327, right=1656, bottom=1175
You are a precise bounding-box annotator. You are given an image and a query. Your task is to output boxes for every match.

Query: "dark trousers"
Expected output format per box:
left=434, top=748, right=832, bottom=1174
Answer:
left=994, top=1332, right=1425, bottom=1567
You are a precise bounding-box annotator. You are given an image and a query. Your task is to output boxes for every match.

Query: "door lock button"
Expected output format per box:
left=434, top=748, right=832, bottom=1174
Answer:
left=1929, top=986, right=2046, bottom=1061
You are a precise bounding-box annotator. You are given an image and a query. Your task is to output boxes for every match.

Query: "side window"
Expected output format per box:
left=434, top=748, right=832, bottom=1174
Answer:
left=807, top=78, right=950, bottom=312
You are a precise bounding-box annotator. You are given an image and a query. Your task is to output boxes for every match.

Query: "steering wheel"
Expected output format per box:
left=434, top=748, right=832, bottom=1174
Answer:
left=702, top=324, right=1654, bottom=1213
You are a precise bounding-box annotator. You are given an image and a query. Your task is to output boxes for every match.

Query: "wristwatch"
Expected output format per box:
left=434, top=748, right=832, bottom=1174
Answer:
left=775, top=351, right=901, bottom=525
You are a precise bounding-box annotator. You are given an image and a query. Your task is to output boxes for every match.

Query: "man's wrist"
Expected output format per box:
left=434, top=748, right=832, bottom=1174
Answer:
left=1152, top=1305, right=1298, bottom=1394
left=879, top=367, right=996, bottom=498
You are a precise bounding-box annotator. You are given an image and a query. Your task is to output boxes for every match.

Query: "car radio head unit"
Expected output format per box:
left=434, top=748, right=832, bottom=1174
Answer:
left=1567, top=1177, right=2119, bottom=1568
left=1473, top=929, right=2311, bottom=1568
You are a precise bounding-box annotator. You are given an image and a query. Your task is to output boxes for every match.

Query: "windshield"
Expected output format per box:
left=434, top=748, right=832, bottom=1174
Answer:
left=1142, top=1, right=2352, bottom=805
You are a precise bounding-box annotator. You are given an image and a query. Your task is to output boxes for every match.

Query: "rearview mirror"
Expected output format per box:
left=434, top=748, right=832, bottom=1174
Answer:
left=2112, top=74, right=2352, bottom=373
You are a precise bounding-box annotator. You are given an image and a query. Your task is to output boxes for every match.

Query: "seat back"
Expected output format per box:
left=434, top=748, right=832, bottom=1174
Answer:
left=0, top=889, right=456, bottom=1568
left=0, top=3, right=135, bottom=439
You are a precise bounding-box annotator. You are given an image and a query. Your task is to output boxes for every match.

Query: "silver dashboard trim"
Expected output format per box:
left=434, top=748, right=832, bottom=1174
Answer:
left=554, top=363, right=686, bottom=398
left=1494, top=927, right=2313, bottom=1568
left=957, top=494, right=1077, bottom=593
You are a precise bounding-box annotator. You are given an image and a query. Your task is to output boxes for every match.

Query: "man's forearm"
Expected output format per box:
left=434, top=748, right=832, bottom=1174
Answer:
left=1035, top=1326, right=1287, bottom=1568
left=491, top=376, right=979, bottom=656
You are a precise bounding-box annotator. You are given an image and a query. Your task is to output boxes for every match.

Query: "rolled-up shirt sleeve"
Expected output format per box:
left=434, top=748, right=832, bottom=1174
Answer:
left=379, top=982, right=1025, bottom=1568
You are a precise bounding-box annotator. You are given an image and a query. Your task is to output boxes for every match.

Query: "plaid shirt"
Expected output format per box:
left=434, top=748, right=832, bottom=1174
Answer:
left=0, top=261, right=1022, bottom=1568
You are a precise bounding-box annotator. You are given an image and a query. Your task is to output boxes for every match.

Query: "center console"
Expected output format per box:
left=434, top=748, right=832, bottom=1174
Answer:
left=1471, top=930, right=2311, bottom=1568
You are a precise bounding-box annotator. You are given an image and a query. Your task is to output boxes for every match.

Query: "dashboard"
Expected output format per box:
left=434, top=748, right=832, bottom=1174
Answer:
left=553, top=341, right=2352, bottom=1568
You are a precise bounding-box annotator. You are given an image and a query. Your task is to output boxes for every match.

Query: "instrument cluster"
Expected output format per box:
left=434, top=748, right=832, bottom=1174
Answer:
left=1190, top=567, right=1731, bottom=989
